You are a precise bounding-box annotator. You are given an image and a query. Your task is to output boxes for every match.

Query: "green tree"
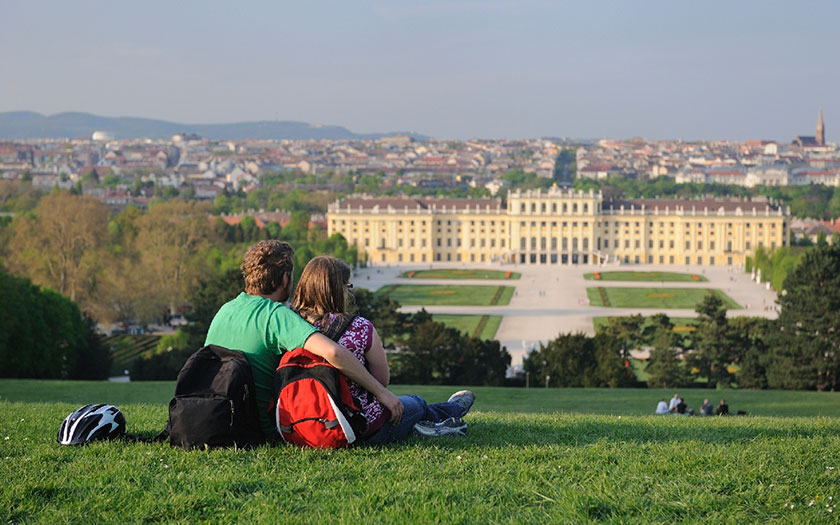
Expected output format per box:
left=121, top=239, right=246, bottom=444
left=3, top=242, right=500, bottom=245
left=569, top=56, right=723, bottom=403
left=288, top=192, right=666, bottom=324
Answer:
left=449, top=337, right=511, bottom=386
left=645, top=316, right=688, bottom=388
left=398, top=313, right=462, bottom=384
left=0, top=269, right=88, bottom=378
left=686, top=295, right=735, bottom=388
left=4, top=191, right=110, bottom=316
left=593, top=331, right=636, bottom=387
left=183, top=268, right=245, bottom=351
left=766, top=242, right=840, bottom=390
left=523, top=333, right=598, bottom=387
left=134, top=199, right=216, bottom=316
left=602, top=314, right=644, bottom=359
left=349, top=287, right=408, bottom=346
left=71, top=315, right=113, bottom=380
left=729, top=317, right=770, bottom=389
left=0, top=180, right=44, bottom=212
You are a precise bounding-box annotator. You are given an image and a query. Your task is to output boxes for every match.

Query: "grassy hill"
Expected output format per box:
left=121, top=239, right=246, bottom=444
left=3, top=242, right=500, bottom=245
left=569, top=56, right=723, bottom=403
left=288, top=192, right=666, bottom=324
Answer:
left=2, top=381, right=839, bottom=522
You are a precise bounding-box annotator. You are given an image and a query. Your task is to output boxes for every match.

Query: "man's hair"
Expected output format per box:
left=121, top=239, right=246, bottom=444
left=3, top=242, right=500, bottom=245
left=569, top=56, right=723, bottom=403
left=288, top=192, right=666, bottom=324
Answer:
left=290, top=256, right=351, bottom=327
left=241, top=240, right=294, bottom=295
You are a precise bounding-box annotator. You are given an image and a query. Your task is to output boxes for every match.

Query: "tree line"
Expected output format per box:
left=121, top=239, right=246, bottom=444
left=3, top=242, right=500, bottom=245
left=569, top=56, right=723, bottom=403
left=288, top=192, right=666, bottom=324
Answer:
left=0, top=190, right=359, bottom=379
left=0, top=190, right=359, bottom=325
left=525, top=242, right=840, bottom=391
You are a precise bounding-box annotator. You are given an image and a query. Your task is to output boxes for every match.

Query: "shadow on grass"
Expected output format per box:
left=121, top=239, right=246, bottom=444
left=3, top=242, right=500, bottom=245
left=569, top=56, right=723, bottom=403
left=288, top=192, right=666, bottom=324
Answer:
left=116, top=412, right=840, bottom=452
left=460, top=416, right=840, bottom=448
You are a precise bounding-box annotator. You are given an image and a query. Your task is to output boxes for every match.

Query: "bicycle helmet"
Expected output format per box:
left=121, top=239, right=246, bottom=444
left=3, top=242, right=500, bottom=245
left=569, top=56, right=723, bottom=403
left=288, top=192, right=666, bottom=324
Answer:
left=57, top=404, right=126, bottom=445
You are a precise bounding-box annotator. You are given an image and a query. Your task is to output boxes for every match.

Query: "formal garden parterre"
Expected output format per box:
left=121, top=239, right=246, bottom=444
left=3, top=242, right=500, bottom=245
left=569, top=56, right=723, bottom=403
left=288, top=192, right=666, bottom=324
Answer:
left=586, top=287, right=741, bottom=309
left=376, top=284, right=514, bottom=306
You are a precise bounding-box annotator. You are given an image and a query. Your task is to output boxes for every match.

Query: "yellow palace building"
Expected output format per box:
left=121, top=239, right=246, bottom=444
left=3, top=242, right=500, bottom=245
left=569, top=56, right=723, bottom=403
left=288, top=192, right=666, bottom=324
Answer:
left=327, top=187, right=790, bottom=267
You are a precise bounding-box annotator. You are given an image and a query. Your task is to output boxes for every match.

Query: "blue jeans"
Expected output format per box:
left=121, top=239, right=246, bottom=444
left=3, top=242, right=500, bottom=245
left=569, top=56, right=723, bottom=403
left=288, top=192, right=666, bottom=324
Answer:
left=363, top=394, right=463, bottom=445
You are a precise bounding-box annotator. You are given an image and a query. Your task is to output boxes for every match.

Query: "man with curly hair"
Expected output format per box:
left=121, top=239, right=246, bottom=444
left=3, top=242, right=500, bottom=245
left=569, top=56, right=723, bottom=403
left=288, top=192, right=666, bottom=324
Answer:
left=205, top=240, right=403, bottom=436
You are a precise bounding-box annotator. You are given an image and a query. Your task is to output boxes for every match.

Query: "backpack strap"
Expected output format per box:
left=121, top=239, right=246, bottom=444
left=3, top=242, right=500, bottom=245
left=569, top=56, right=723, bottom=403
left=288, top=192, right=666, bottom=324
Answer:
left=322, top=314, right=358, bottom=342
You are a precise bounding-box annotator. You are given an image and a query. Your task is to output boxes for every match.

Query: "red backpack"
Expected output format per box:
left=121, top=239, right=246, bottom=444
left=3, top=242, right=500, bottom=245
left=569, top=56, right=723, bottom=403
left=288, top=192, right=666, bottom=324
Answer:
left=272, top=315, right=369, bottom=448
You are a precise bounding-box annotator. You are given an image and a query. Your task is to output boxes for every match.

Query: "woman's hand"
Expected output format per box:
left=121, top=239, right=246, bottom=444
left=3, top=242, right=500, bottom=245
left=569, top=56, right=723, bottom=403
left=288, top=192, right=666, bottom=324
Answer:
left=376, top=389, right=403, bottom=424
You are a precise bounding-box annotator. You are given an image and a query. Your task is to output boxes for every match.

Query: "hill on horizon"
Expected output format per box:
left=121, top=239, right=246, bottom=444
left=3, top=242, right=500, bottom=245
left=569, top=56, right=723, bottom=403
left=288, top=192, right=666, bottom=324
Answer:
left=0, top=111, right=428, bottom=141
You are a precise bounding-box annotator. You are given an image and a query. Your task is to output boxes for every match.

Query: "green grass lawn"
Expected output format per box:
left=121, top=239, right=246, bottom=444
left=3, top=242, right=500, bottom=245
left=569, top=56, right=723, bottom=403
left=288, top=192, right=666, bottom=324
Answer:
left=432, top=314, right=502, bottom=340
left=400, top=269, right=520, bottom=280
left=584, top=271, right=708, bottom=282
left=587, top=287, right=741, bottom=309
left=593, top=316, right=699, bottom=333
left=2, top=381, right=840, bottom=522
left=376, top=284, right=514, bottom=306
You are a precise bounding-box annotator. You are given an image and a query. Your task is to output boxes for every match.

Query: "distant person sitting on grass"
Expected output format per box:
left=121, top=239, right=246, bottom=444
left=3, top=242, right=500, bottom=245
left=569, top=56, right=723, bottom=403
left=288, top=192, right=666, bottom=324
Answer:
left=700, top=399, right=714, bottom=416
left=668, top=393, right=680, bottom=412
left=675, top=397, right=694, bottom=415
left=291, top=256, right=474, bottom=443
left=204, top=240, right=404, bottom=438
left=655, top=399, right=669, bottom=415
left=716, top=399, right=730, bottom=416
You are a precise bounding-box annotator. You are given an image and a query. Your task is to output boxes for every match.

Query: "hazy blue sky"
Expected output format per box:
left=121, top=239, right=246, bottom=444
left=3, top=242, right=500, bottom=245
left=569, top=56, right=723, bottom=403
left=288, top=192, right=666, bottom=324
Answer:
left=1, top=1, right=837, bottom=141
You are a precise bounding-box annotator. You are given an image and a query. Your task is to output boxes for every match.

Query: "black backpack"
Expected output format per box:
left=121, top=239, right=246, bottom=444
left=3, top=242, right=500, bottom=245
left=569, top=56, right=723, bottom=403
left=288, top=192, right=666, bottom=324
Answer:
left=164, top=345, right=264, bottom=449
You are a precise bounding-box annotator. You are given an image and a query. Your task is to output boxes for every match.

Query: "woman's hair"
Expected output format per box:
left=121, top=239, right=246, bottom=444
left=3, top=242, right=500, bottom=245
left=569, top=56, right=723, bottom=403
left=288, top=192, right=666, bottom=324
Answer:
left=241, top=240, right=294, bottom=295
left=290, top=256, right=351, bottom=326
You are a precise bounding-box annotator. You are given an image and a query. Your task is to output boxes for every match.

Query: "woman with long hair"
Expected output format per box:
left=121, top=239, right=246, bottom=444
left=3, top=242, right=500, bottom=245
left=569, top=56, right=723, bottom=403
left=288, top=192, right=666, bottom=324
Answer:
left=291, top=256, right=475, bottom=443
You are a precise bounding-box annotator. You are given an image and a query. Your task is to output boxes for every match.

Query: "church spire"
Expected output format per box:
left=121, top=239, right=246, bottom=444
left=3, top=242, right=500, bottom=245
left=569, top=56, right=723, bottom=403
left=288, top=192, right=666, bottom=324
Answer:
left=817, top=107, right=825, bottom=146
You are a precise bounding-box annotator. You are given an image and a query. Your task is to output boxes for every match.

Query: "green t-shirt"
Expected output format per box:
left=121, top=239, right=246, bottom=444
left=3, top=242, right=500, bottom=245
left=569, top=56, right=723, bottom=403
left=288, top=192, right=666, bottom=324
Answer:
left=205, top=292, right=318, bottom=435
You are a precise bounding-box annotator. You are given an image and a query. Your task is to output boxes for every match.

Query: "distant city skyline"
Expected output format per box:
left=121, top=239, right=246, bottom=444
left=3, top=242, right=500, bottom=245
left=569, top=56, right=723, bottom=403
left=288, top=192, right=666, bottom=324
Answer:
left=1, top=1, right=837, bottom=141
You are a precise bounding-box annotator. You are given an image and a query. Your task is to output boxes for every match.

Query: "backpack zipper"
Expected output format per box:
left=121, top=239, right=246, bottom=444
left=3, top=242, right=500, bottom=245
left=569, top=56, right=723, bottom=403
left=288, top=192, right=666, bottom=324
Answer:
left=230, top=399, right=235, bottom=426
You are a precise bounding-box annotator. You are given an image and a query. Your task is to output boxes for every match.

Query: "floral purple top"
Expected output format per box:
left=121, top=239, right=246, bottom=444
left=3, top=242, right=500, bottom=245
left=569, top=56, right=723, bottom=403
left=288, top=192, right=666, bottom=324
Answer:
left=321, top=313, right=387, bottom=436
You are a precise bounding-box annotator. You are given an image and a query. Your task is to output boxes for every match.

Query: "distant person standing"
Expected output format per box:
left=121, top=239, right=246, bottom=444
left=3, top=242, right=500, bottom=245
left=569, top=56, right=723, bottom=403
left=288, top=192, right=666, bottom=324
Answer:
left=700, top=399, right=714, bottom=416
left=655, top=399, right=669, bottom=415
left=716, top=399, right=730, bottom=416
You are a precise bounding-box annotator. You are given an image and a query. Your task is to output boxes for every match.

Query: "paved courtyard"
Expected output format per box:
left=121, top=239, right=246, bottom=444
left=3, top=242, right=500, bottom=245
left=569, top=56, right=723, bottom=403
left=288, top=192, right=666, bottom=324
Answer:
left=352, top=262, right=779, bottom=370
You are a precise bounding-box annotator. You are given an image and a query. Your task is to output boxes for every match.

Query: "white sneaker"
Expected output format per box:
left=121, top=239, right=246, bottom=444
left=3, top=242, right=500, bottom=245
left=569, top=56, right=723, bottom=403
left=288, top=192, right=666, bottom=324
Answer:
left=447, top=390, right=475, bottom=418
left=413, top=417, right=468, bottom=438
